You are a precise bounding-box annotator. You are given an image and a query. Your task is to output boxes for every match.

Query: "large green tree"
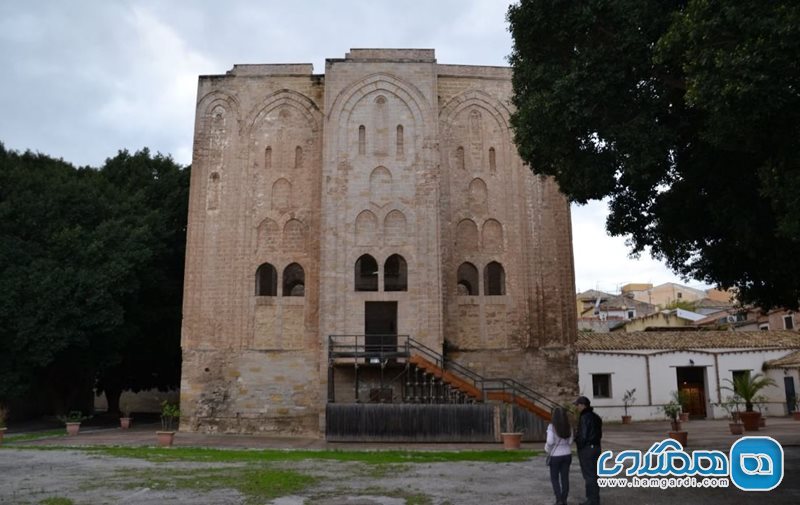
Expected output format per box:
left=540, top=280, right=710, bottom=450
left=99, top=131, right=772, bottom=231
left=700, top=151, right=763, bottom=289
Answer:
left=0, top=144, right=188, bottom=414
left=507, top=0, right=800, bottom=308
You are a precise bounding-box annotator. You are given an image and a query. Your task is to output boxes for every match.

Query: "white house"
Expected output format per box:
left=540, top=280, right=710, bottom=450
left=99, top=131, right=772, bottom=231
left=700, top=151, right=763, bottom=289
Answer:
left=577, top=330, right=800, bottom=422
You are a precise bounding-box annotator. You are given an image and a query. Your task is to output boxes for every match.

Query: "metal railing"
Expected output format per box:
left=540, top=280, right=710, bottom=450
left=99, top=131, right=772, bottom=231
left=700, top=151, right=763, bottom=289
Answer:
left=328, top=334, right=560, bottom=416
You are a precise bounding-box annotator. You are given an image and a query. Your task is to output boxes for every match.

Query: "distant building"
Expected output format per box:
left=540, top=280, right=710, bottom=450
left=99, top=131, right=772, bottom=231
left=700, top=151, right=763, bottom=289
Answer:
left=622, top=282, right=708, bottom=308
left=576, top=289, right=658, bottom=332
left=622, top=308, right=705, bottom=332
left=577, top=331, right=800, bottom=421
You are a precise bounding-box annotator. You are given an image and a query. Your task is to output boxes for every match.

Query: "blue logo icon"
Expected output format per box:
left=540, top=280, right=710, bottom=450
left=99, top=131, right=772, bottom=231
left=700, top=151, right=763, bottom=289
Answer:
left=730, top=436, right=784, bottom=491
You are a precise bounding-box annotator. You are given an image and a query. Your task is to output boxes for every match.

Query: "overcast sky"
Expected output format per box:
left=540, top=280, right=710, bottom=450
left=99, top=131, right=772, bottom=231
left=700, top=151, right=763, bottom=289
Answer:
left=0, top=0, right=709, bottom=294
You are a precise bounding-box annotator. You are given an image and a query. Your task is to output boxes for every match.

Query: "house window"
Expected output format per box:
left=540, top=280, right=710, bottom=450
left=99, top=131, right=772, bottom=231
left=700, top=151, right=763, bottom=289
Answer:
left=592, top=374, right=611, bottom=398
left=627, top=310, right=635, bottom=319
left=759, top=324, right=770, bottom=331
left=355, top=254, right=378, bottom=292
left=255, top=263, right=277, bottom=296
left=732, top=370, right=751, bottom=384
left=282, top=263, right=305, bottom=296
left=358, top=125, right=366, bottom=155
left=784, top=315, right=795, bottom=330
left=677, top=292, right=683, bottom=299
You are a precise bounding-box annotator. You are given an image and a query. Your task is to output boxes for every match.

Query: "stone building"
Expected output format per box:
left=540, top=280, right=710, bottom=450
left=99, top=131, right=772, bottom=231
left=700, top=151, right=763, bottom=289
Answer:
left=180, top=49, right=577, bottom=438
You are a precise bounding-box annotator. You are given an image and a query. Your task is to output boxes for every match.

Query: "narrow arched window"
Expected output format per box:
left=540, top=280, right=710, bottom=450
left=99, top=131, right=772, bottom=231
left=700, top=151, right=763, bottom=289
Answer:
left=282, top=263, right=305, bottom=296
left=294, top=146, right=303, bottom=169
left=489, top=147, right=496, bottom=172
left=255, top=263, right=277, bottom=296
left=457, top=262, right=479, bottom=296
left=396, top=125, right=404, bottom=158
left=484, top=261, right=505, bottom=295
left=456, top=146, right=465, bottom=170
left=264, top=146, right=272, bottom=170
left=384, top=254, right=407, bottom=292
left=358, top=125, right=366, bottom=155
left=355, top=254, right=378, bottom=291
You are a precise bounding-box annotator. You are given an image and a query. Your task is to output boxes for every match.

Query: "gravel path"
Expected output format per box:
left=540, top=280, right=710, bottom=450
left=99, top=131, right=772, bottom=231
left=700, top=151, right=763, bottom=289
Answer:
left=1, top=447, right=799, bottom=504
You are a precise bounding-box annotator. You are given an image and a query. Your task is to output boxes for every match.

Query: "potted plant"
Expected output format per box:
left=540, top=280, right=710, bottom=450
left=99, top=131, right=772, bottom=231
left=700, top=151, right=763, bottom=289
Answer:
left=58, top=411, right=91, bottom=436
left=119, top=402, right=132, bottom=430
left=0, top=405, right=8, bottom=445
left=673, top=390, right=690, bottom=422
left=717, top=395, right=744, bottom=435
left=500, top=404, right=523, bottom=449
left=661, top=399, right=687, bottom=446
left=753, top=395, right=768, bottom=428
left=723, top=373, right=776, bottom=431
left=621, top=388, right=636, bottom=424
left=157, top=401, right=180, bottom=447
left=794, top=398, right=800, bottom=421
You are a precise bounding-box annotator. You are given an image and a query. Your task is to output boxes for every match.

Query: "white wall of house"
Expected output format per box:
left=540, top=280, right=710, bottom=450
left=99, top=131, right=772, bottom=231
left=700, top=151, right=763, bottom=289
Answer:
left=578, top=348, right=796, bottom=422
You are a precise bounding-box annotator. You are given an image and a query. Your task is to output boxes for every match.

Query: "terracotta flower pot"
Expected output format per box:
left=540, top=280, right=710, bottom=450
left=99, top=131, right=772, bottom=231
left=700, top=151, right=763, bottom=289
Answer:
left=0, top=427, right=6, bottom=445
left=621, top=415, right=632, bottom=424
left=120, top=417, right=132, bottom=429
left=669, top=430, right=688, bottom=447
left=500, top=432, right=522, bottom=450
left=739, top=411, right=760, bottom=431
left=156, top=431, right=176, bottom=447
left=66, top=422, right=81, bottom=436
left=729, top=423, right=744, bottom=435
left=670, top=421, right=682, bottom=432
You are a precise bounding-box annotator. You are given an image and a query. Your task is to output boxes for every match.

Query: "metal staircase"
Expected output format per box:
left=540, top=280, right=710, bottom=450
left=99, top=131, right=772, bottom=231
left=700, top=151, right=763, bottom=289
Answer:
left=328, top=335, right=559, bottom=421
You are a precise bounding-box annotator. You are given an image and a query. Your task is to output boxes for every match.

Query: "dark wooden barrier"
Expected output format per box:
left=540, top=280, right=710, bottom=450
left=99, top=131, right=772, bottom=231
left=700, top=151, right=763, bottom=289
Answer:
left=325, top=403, right=546, bottom=442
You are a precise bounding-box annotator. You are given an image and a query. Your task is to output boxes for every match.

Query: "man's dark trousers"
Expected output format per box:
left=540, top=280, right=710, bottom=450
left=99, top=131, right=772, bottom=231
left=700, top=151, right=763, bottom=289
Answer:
left=578, top=444, right=601, bottom=504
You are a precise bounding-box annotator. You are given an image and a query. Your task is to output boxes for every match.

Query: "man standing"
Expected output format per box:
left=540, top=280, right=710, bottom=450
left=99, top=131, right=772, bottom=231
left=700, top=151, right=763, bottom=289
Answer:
left=574, top=396, right=602, bottom=505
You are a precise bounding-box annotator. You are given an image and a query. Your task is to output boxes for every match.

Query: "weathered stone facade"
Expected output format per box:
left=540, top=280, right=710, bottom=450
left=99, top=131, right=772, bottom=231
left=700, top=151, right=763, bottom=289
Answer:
left=180, top=49, right=578, bottom=437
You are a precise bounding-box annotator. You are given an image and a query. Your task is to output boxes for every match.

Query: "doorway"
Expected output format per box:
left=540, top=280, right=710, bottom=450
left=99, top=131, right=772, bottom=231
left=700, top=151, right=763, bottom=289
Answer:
left=365, top=302, right=397, bottom=358
left=785, top=377, right=796, bottom=414
left=676, top=367, right=707, bottom=418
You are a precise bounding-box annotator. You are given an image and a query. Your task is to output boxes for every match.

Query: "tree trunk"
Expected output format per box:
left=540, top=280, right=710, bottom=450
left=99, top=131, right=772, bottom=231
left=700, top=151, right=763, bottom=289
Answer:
left=105, top=386, right=122, bottom=416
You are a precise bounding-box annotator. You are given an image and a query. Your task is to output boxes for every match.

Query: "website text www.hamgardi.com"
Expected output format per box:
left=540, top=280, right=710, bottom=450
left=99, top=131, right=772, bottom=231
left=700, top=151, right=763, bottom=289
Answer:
left=599, top=476, right=730, bottom=489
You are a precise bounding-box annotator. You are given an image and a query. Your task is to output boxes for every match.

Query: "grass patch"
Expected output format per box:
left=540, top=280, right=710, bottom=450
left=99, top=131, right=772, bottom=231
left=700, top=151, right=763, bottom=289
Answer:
left=39, top=498, right=75, bottom=505
left=115, top=467, right=315, bottom=503
left=2, top=429, right=66, bottom=443
left=83, top=446, right=537, bottom=464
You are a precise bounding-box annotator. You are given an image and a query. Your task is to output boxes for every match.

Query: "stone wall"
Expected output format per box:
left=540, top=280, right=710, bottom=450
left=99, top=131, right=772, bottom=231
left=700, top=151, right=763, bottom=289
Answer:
left=180, top=49, right=578, bottom=437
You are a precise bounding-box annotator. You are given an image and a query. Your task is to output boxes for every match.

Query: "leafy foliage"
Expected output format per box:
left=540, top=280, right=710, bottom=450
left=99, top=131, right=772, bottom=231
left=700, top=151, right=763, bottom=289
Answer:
left=722, top=372, right=776, bottom=412
left=507, top=0, right=800, bottom=308
left=0, top=143, right=188, bottom=413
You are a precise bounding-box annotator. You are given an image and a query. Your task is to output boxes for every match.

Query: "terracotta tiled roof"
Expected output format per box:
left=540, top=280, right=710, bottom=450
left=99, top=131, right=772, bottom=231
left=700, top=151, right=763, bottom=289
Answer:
left=764, top=350, right=800, bottom=369
left=577, top=330, right=800, bottom=351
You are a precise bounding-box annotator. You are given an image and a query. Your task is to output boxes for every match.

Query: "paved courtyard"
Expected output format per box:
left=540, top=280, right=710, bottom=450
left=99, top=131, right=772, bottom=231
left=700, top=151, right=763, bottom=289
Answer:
left=1, top=417, right=798, bottom=504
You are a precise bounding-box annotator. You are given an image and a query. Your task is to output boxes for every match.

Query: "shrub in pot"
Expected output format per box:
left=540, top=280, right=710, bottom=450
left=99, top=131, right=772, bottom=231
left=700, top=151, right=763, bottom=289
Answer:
left=621, top=388, right=636, bottom=424
left=120, top=402, right=133, bottom=430
left=661, top=399, right=686, bottom=446
left=716, top=395, right=744, bottom=435
left=58, top=411, right=91, bottom=436
left=157, top=401, right=180, bottom=447
left=0, top=405, right=8, bottom=444
left=723, top=373, right=776, bottom=431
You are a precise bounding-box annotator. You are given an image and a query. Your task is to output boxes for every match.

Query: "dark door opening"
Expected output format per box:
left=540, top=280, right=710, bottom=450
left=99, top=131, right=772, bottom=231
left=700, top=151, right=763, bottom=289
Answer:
left=365, top=302, right=397, bottom=359
left=785, top=377, right=796, bottom=414
left=676, top=367, right=707, bottom=418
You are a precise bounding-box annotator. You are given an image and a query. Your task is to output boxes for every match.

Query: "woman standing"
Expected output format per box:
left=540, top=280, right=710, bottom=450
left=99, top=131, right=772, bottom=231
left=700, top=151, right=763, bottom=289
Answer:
left=545, top=407, right=573, bottom=505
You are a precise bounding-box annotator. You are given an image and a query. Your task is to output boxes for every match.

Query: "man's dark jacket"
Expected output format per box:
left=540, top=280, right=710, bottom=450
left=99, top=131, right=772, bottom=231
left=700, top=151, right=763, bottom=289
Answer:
left=576, top=406, right=602, bottom=450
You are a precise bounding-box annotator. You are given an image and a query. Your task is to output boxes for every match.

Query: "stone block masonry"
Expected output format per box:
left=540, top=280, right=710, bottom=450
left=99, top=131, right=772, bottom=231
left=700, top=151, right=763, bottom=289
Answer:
left=180, top=49, right=578, bottom=437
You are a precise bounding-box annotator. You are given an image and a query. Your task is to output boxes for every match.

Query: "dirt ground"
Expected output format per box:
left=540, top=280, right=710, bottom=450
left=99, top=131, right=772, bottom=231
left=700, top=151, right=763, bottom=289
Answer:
left=1, top=446, right=799, bottom=505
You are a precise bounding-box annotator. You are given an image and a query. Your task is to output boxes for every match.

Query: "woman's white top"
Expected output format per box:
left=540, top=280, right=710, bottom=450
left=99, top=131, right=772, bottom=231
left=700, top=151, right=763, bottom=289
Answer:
left=545, top=423, right=573, bottom=457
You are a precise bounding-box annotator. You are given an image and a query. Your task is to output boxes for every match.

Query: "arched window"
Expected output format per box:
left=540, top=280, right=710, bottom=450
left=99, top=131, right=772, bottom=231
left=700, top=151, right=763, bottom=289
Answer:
left=294, top=146, right=303, bottom=169
left=457, top=262, right=479, bottom=296
left=384, top=254, right=407, bottom=292
left=355, top=254, right=378, bottom=291
left=396, top=125, right=404, bottom=158
left=456, top=146, right=465, bottom=170
left=358, top=125, right=366, bottom=155
left=282, top=263, right=305, bottom=296
left=489, top=147, right=496, bottom=172
left=264, top=146, right=272, bottom=170
left=484, top=261, right=505, bottom=295
left=255, top=263, right=277, bottom=296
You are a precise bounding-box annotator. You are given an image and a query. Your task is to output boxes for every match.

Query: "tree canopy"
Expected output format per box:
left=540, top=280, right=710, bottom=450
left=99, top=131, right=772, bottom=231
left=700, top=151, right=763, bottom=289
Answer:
left=507, top=0, right=800, bottom=308
left=0, top=143, right=188, bottom=413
